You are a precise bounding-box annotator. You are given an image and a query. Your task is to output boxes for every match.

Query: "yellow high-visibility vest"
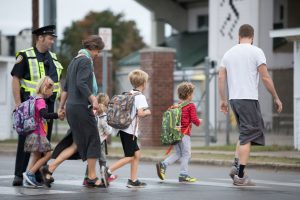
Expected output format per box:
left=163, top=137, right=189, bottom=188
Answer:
left=16, top=47, right=63, bottom=98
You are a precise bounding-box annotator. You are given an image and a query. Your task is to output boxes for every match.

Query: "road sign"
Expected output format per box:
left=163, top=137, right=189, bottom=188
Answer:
left=99, top=27, right=112, bottom=50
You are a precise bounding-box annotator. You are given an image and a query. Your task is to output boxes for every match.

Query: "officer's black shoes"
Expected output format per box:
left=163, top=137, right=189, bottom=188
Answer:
left=12, top=175, right=23, bottom=186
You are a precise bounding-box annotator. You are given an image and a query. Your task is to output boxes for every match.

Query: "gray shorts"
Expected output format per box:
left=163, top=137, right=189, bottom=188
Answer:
left=230, top=99, right=265, bottom=146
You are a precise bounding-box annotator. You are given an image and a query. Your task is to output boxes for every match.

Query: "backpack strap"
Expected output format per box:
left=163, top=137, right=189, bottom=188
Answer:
left=129, top=91, right=142, bottom=136
left=178, top=101, right=190, bottom=109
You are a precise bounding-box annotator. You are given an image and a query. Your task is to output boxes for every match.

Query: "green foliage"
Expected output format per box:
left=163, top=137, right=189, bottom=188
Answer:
left=57, top=10, right=145, bottom=75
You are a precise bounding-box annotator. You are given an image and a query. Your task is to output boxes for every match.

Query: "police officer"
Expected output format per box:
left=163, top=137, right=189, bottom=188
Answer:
left=11, top=25, right=63, bottom=186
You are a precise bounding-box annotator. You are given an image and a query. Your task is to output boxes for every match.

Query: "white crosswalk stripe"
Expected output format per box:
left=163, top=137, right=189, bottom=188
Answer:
left=141, top=178, right=268, bottom=188
left=0, top=186, right=77, bottom=196
left=0, top=175, right=14, bottom=179
left=55, top=179, right=174, bottom=189
left=1, top=176, right=300, bottom=196
left=211, top=178, right=300, bottom=187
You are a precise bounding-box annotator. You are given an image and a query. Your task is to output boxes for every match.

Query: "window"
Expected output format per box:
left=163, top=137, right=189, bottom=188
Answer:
left=197, top=15, right=208, bottom=30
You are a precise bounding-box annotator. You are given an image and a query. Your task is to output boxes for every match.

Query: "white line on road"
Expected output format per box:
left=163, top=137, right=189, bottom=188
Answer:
left=0, top=176, right=274, bottom=196
left=0, top=175, right=14, bottom=179
left=55, top=179, right=174, bottom=189
left=0, top=186, right=77, bottom=196
left=141, top=178, right=268, bottom=188
left=211, top=178, right=300, bottom=187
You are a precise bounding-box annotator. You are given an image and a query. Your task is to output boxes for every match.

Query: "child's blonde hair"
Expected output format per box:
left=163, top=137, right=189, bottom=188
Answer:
left=96, top=93, right=109, bottom=105
left=128, top=69, right=149, bottom=88
left=35, top=76, right=54, bottom=95
left=177, top=82, right=195, bottom=100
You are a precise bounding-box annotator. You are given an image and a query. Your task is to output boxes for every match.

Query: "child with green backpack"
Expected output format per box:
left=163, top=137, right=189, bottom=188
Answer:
left=156, top=82, right=202, bottom=183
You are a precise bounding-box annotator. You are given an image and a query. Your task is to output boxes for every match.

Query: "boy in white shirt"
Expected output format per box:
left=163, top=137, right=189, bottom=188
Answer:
left=105, top=69, right=151, bottom=188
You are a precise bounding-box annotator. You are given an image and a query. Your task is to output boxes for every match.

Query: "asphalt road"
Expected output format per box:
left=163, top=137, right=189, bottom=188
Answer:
left=0, top=154, right=299, bottom=200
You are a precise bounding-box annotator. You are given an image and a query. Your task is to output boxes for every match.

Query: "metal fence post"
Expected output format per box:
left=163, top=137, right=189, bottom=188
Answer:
left=205, top=57, right=210, bottom=146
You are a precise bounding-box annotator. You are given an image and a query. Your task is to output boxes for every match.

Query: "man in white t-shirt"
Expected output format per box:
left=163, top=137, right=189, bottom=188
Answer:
left=218, top=24, right=282, bottom=186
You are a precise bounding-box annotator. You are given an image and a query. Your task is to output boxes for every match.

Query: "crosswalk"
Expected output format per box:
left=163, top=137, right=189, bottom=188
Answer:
left=212, top=178, right=300, bottom=187
left=1, top=175, right=300, bottom=196
left=0, top=186, right=77, bottom=196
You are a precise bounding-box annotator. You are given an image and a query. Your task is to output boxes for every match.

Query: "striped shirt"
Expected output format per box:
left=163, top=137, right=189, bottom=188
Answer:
left=180, top=102, right=201, bottom=136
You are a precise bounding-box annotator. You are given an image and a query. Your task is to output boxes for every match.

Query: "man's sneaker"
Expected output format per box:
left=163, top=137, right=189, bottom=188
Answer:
left=23, top=172, right=43, bottom=187
left=229, top=166, right=238, bottom=180
left=233, top=175, right=256, bottom=186
left=12, top=175, right=23, bottom=186
left=178, top=175, right=197, bottom=183
left=127, top=179, right=147, bottom=188
left=156, top=162, right=166, bottom=180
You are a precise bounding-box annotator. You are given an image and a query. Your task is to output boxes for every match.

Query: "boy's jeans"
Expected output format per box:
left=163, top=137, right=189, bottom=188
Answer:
left=163, top=135, right=191, bottom=175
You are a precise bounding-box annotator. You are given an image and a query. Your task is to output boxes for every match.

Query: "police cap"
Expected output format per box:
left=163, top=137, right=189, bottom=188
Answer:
left=32, top=25, right=57, bottom=37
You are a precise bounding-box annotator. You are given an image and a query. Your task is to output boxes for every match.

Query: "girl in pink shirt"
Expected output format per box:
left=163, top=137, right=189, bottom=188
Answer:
left=23, top=76, right=64, bottom=188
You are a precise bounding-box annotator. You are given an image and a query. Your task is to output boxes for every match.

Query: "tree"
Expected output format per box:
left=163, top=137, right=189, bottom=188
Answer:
left=58, top=10, right=145, bottom=73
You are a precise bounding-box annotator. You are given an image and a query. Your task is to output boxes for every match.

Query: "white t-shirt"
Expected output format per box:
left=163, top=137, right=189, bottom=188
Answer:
left=96, top=112, right=113, bottom=143
left=121, top=90, right=149, bottom=137
left=219, top=43, right=266, bottom=100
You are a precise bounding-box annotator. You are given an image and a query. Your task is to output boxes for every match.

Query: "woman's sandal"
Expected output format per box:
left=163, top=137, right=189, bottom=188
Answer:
left=86, top=177, right=106, bottom=188
left=40, top=165, right=53, bottom=188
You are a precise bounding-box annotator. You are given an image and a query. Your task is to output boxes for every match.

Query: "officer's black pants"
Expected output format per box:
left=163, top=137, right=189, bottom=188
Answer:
left=14, top=101, right=54, bottom=177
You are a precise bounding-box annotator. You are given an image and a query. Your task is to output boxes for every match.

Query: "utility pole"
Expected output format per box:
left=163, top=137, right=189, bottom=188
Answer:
left=32, top=0, right=39, bottom=46
left=44, top=0, right=57, bottom=51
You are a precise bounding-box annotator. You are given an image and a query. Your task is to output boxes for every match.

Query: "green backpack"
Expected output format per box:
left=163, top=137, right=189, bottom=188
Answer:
left=160, top=102, right=189, bottom=145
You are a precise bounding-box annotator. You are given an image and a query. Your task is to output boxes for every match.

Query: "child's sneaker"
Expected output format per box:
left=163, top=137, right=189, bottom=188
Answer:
left=23, top=172, right=43, bottom=187
left=23, top=179, right=37, bottom=188
left=156, top=162, right=166, bottom=180
left=178, top=175, right=197, bottom=183
left=126, top=179, right=146, bottom=188
left=108, top=174, right=118, bottom=182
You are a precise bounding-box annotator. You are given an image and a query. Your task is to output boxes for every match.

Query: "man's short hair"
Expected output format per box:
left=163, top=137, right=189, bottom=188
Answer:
left=239, top=24, right=254, bottom=38
left=128, top=69, right=149, bottom=89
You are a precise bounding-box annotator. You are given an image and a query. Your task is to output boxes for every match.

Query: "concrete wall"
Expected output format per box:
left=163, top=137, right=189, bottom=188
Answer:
left=0, top=56, right=16, bottom=140
left=294, top=40, right=300, bottom=149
